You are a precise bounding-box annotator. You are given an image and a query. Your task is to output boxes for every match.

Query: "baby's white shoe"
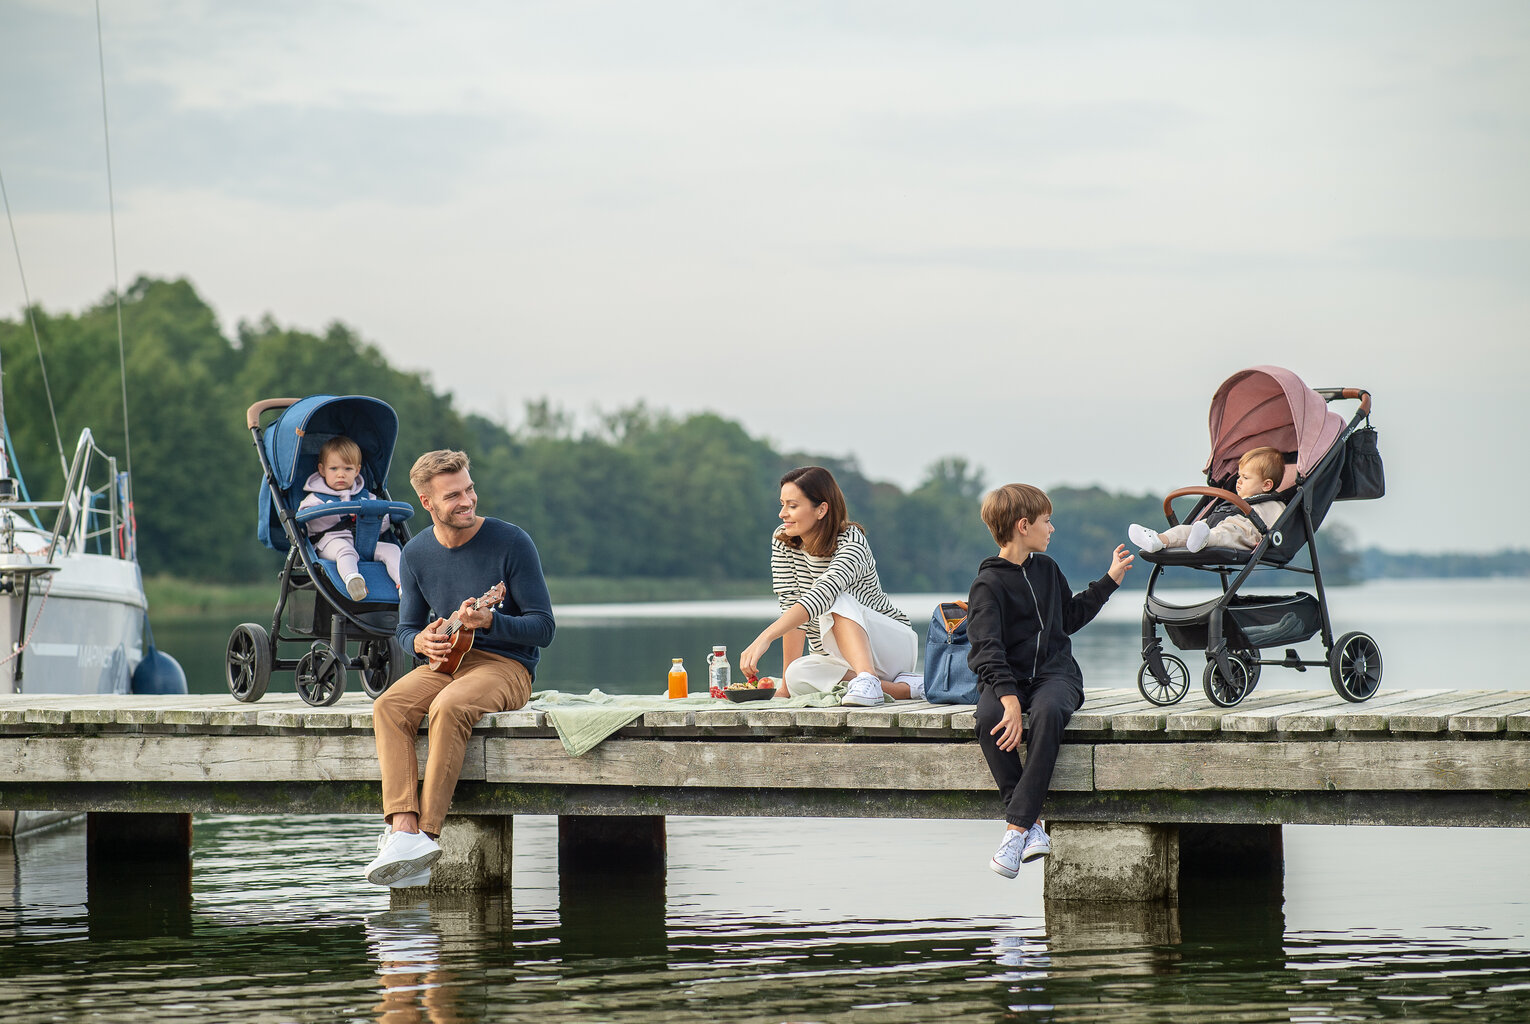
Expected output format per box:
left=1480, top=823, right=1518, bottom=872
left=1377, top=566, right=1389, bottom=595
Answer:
left=1128, top=524, right=1164, bottom=553
left=345, top=574, right=369, bottom=601
left=1186, top=521, right=1212, bottom=552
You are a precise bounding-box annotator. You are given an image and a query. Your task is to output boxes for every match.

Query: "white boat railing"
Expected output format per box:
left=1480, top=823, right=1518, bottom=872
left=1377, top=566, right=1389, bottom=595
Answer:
left=41, top=428, right=131, bottom=562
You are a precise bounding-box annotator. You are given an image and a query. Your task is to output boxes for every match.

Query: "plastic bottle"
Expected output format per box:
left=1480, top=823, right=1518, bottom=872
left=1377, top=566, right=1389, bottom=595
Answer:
left=707, top=645, right=730, bottom=690
left=667, top=658, right=688, bottom=699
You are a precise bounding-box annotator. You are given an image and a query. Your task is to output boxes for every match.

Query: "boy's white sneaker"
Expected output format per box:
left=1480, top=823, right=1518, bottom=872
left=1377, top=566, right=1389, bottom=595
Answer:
left=1186, top=521, right=1212, bottom=552
left=345, top=574, right=369, bottom=601
left=840, top=672, right=885, bottom=706
left=1128, top=524, right=1164, bottom=553
left=1019, top=822, right=1051, bottom=863
left=990, top=828, right=1025, bottom=878
left=892, top=671, right=925, bottom=699
left=365, top=827, right=441, bottom=886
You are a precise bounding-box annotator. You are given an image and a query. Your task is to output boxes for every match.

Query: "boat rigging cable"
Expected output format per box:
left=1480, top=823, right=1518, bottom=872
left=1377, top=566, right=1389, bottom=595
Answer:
left=95, top=0, right=132, bottom=484
left=0, top=166, right=68, bottom=478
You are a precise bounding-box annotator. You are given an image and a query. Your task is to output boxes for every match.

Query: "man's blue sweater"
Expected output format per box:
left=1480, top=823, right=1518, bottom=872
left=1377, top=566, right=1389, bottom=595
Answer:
left=395, top=517, right=556, bottom=674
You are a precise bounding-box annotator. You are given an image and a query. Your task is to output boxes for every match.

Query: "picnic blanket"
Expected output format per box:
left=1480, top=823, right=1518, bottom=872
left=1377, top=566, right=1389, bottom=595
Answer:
left=528, top=687, right=848, bottom=757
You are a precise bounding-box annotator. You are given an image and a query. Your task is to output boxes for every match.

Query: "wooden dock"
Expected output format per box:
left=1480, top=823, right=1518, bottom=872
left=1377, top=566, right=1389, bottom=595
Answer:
left=5, top=687, right=1528, bottom=829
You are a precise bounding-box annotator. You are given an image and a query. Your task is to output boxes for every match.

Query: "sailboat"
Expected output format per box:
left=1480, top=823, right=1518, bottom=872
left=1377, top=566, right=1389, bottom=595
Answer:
left=0, top=7, right=183, bottom=837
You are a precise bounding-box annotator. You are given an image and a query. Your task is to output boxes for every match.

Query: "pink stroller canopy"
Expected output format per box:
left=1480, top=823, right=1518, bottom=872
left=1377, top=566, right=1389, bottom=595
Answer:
left=1203, top=366, right=1345, bottom=484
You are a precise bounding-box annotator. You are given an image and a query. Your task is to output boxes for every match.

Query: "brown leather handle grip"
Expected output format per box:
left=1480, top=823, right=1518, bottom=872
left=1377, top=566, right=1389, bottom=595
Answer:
left=1163, top=486, right=1252, bottom=527
left=247, top=398, right=300, bottom=429
left=1316, top=387, right=1371, bottom=416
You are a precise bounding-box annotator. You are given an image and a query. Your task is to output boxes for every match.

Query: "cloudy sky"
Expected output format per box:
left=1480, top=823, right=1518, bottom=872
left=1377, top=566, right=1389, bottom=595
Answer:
left=2, top=1, right=1526, bottom=552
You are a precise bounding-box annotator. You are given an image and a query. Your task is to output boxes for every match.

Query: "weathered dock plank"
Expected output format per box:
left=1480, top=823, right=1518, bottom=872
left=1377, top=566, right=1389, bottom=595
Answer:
left=1095, top=740, right=1530, bottom=791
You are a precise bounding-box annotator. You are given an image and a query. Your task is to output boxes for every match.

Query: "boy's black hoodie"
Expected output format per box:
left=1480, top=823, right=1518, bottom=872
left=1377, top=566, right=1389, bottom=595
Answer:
left=966, top=553, right=1118, bottom=701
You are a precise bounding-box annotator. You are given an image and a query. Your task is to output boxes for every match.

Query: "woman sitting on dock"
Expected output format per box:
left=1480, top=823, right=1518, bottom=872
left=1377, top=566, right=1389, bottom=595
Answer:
left=739, top=465, right=921, bottom=706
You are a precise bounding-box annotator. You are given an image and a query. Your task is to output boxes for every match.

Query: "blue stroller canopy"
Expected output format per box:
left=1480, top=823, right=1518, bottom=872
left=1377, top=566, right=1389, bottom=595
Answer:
left=256, top=395, right=402, bottom=552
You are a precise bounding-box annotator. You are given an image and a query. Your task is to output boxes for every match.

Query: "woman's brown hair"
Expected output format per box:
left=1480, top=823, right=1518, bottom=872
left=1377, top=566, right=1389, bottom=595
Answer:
left=777, top=465, right=858, bottom=558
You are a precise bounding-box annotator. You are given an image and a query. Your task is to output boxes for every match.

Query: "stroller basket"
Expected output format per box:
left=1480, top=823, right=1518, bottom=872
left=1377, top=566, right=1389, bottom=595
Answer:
left=1164, top=592, right=1322, bottom=652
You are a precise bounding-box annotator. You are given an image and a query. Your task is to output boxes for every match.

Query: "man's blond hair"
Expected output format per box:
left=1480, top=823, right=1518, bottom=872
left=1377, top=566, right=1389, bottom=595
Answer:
left=409, top=449, right=470, bottom=496
left=980, top=483, right=1052, bottom=545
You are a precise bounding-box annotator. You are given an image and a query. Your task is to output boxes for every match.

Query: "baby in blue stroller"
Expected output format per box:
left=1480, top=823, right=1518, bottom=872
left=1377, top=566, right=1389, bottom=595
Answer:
left=226, top=395, right=417, bottom=706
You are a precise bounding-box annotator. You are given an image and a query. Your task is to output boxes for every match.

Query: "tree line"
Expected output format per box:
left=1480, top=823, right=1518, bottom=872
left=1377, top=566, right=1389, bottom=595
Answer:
left=2, top=277, right=1356, bottom=594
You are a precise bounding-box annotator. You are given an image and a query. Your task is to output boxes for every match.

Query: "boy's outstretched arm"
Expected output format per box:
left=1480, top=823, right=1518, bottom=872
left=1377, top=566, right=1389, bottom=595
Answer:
left=1062, top=546, right=1132, bottom=633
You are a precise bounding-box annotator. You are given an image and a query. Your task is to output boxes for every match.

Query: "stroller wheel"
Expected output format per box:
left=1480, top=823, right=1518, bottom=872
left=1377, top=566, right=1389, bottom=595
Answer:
left=1137, top=654, right=1190, bottom=706
left=1203, top=655, right=1254, bottom=708
left=226, top=623, right=273, bottom=703
left=360, top=636, right=410, bottom=699
left=1329, top=631, right=1383, bottom=702
left=296, top=644, right=347, bottom=707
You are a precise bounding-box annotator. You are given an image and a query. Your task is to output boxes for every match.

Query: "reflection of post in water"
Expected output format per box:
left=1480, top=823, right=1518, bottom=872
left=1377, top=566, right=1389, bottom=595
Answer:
left=370, top=891, right=511, bottom=1024
left=86, top=813, right=193, bottom=941
left=557, top=816, right=668, bottom=960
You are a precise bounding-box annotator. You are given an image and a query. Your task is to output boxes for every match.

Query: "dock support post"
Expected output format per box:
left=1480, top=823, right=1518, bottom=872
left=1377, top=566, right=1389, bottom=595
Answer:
left=401, top=814, right=513, bottom=892
left=1043, top=821, right=1179, bottom=902
left=558, top=814, right=666, bottom=871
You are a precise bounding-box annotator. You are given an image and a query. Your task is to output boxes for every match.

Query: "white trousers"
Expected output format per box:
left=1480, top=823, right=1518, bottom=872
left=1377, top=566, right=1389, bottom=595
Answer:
left=783, top=593, right=918, bottom=695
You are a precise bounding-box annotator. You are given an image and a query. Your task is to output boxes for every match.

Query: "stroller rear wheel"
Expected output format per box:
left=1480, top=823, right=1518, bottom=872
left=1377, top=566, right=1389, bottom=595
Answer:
left=296, top=644, right=347, bottom=707
left=226, top=623, right=273, bottom=703
left=1203, top=655, right=1254, bottom=708
left=1329, top=631, right=1383, bottom=702
left=360, top=636, right=411, bottom=699
left=1137, top=654, right=1190, bottom=706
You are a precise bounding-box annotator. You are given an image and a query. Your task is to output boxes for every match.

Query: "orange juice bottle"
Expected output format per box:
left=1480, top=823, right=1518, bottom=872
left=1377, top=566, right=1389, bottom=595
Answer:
left=667, top=658, right=688, bottom=699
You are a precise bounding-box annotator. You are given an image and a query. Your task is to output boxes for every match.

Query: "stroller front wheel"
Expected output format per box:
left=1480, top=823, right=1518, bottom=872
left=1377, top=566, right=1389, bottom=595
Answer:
left=1138, top=655, right=1190, bottom=706
left=360, top=636, right=411, bottom=699
left=1329, top=631, right=1383, bottom=702
left=1203, top=655, right=1254, bottom=708
left=296, top=644, right=347, bottom=707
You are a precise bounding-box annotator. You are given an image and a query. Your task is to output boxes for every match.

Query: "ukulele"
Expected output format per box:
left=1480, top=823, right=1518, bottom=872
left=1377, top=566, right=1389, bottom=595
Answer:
left=426, top=582, right=506, bottom=674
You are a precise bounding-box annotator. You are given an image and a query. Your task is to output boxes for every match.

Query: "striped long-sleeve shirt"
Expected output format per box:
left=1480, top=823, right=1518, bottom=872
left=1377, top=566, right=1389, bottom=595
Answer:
left=771, top=525, right=910, bottom=653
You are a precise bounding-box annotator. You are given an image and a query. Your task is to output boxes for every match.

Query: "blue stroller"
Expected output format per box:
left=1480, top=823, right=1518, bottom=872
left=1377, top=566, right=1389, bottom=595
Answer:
left=225, top=395, right=417, bottom=706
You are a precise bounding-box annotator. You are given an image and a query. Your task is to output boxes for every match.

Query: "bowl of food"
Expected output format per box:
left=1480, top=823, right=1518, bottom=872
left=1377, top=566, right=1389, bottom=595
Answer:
left=724, top=677, right=777, bottom=702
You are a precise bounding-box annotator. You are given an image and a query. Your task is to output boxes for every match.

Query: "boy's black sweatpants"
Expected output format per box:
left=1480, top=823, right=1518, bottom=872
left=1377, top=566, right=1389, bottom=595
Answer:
left=974, top=674, right=1084, bottom=829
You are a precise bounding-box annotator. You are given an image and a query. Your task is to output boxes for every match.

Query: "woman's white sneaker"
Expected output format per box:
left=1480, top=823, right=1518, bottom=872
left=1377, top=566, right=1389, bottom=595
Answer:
left=840, top=672, right=885, bottom=706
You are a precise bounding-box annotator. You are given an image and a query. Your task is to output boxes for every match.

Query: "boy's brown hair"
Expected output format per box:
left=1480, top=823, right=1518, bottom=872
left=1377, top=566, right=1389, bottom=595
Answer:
left=980, top=483, right=1052, bottom=545
left=1239, top=447, right=1285, bottom=490
left=409, top=449, right=471, bottom=495
left=318, top=435, right=363, bottom=468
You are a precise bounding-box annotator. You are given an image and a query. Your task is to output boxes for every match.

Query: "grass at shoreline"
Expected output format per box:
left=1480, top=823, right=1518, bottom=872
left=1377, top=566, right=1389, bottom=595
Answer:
left=142, top=574, right=764, bottom=616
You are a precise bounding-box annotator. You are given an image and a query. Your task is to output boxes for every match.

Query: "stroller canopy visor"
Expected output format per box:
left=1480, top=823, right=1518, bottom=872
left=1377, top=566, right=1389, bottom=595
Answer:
left=1203, top=366, right=1345, bottom=484
left=265, top=394, right=399, bottom=491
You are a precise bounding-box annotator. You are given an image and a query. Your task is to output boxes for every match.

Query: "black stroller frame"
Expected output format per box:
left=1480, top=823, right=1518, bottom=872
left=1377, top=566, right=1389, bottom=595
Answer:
left=225, top=396, right=418, bottom=707
left=1137, top=386, right=1384, bottom=708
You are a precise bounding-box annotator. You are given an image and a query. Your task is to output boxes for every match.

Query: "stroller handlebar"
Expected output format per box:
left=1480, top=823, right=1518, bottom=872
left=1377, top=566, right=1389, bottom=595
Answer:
left=1314, top=387, right=1371, bottom=415
left=1163, top=486, right=1254, bottom=528
left=247, top=398, right=301, bottom=429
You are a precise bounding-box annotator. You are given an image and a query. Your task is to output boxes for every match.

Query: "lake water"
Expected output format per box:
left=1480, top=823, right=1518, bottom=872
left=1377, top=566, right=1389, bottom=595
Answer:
left=4, top=578, right=1529, bottom=1022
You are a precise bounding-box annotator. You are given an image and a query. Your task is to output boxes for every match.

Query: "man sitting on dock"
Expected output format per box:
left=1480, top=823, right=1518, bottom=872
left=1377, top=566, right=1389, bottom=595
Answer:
left=363, top=449, right=556, bottom=887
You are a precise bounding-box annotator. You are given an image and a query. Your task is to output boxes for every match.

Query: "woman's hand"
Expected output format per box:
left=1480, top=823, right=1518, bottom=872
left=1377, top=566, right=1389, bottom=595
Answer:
left=991, top=694, right=1024, bottom=752
left=739, top=633, right=771, bottom=681
left=1107, top=544, right=1134, bottom=584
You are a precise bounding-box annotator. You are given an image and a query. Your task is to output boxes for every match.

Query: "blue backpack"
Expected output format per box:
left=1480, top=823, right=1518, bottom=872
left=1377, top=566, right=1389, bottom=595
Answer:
left=923, top=600, right=980, bottom=705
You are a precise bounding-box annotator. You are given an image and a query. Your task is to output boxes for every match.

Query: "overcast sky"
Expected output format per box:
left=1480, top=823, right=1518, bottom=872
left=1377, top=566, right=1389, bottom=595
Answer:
left=2, top=1, right=1526, bottom=552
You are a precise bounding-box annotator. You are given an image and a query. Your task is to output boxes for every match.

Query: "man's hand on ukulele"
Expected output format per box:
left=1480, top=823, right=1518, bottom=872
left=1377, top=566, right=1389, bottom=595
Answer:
left=457, top=598, right=494, bottom=632
left=416, top=619, right=454, bottom=661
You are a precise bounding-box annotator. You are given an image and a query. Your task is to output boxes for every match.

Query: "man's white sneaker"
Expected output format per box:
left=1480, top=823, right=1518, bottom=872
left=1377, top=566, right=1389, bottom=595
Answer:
left=990, top=828, right=1025, bottom=878
left=840, top=672, right=885, bottom=707
left=390, top=866, right=432, bottom=889
left=1019, top=822, right=1051, bottom=863
left=364, top=827, right=441, bottom=886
